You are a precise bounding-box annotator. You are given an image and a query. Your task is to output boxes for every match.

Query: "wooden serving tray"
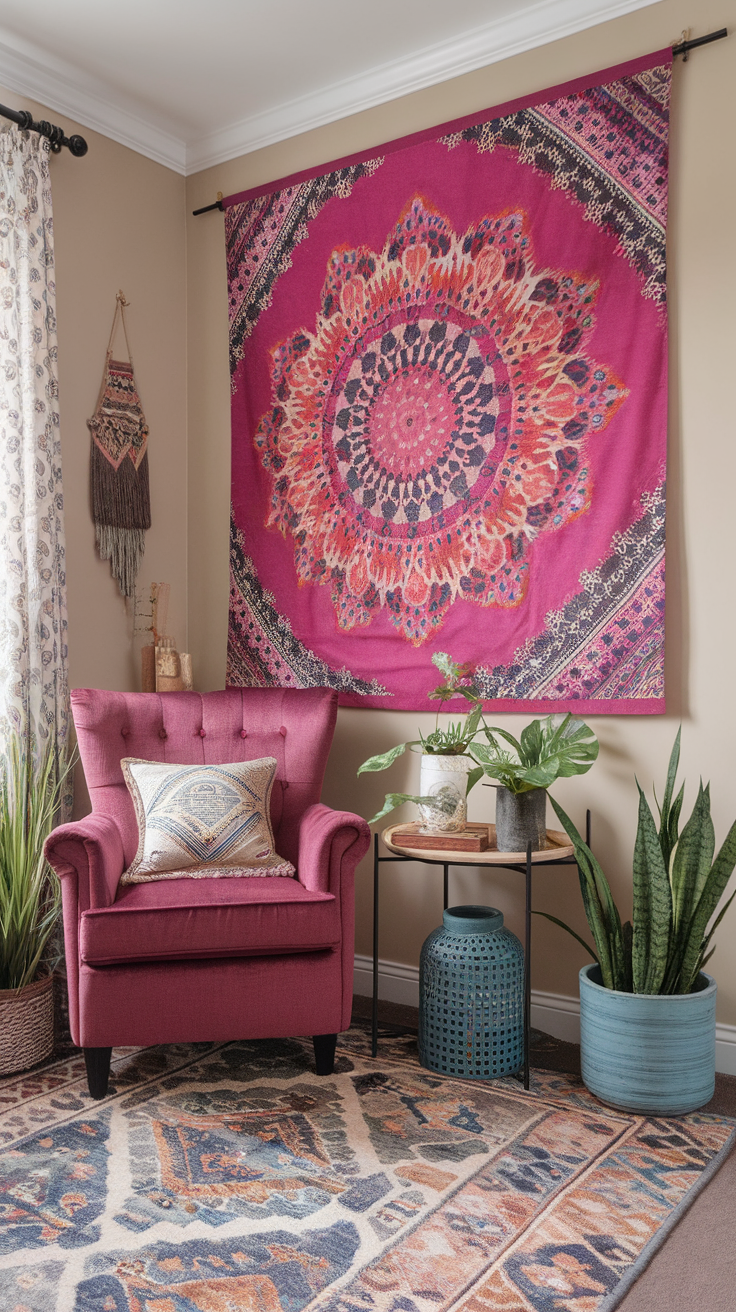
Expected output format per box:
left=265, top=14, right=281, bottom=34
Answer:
left=390, top=822, right=492, bottom=852
left=382, top=823, right=575, bottom=864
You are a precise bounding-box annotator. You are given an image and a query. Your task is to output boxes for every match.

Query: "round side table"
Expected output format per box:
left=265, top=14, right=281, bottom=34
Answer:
left=371, top=819, right=585, bottom=1088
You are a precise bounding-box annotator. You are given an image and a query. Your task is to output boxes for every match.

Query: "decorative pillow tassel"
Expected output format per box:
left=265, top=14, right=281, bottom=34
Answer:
left=88, top=293, right=151, bottom=597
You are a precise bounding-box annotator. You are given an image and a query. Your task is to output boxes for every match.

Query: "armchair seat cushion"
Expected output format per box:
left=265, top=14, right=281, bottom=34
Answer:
left=79, top=876, right=340, bottom=966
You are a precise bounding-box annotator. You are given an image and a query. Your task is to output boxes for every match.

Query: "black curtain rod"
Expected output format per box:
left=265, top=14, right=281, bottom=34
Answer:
left=193, top=25, right=729, bottom=216
left=193, top=194, right=224, bottom=216
left=672, top=27, right=727, bottom=59
left=0, top=102, right=88, bottom=155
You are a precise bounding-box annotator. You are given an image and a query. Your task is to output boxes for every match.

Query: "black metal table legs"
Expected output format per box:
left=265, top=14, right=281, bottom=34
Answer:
left=523, top=842, right=532, bottom=1089
left=372, top=832, right=380, bottom=1058
left=369, top=820, right=586, bottom=1077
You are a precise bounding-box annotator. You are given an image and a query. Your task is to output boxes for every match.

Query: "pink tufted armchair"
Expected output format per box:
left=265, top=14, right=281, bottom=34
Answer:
left=45, top=687, right=370, bottom=1099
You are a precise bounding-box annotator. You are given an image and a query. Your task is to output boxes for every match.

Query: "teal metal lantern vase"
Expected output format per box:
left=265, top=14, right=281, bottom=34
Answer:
left=419, top=905, right=524, bottom=1079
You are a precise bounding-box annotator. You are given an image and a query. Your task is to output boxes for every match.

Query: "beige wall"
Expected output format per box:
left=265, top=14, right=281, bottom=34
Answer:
left=2, top=88, right=189, bottom=712
left=185, top=0, right=736, bottom=1027
left=13, top=0, right=733, bottom=1021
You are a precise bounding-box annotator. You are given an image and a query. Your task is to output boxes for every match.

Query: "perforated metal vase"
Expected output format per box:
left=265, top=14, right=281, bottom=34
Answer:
left=419, top=905, right=524, bottom=1079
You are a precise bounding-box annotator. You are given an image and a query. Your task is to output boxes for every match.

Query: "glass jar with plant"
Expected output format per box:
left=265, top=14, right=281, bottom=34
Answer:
left=540, top=729, right=736, bottom=1113
left=358, top=653, right=485, bottom=832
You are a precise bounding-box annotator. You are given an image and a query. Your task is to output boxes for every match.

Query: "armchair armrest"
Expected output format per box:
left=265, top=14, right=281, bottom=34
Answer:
left=297, top=803, right=371, bottom=895
left=45, top=813, right=126, bottom=912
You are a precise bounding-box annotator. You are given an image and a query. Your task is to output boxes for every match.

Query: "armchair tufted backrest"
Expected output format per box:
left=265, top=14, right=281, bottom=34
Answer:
left=70, top=687, right=339, bottom=869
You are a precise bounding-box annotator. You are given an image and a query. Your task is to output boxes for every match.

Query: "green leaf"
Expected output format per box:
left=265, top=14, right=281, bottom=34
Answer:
left=467, top=744, right=528, bottom=794
left=621, top=919, right=633, bottom=992
left=0, top=734, right=74, bottom=990
left=466, top=766, right=484, bottom=796
left=701, top=887, right=736, bottom=956
left=676, top=819, right=736, bottom=993
left=519, top=720, right=544, bottom=767
left=532, top=910, right=599, bottom=962
left=548, top=794, right=625, bottom=990
left=517, top=758, right=560, bottom=790
left=430, top=651, right=457, bottom=680
left=479, top=716, right=598, bottom=789
left=429, top=652, right=480, bottom=702
left=357, top=742, right=409, bottom=774
left=667, top=782, right=685, bottom=869
left=366, top=792, right=422, bottom=824
left=657, top=727, right=681, bottom=869
left=631, top=784, right=672, bottom=993
left=670, top=780, right=714, bottom=943
left=483, top=726, right=523, bottom=756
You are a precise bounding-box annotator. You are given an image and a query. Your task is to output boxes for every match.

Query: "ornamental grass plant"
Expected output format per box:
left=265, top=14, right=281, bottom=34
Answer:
left=544, top=730, right=736, bottom=994
left=0, top=735, right=70, bottom=991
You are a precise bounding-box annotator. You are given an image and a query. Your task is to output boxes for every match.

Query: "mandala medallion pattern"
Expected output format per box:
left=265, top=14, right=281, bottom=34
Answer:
left=226, top=51, right=669, bottom=710
left=256, top=201, right=626, bottom=643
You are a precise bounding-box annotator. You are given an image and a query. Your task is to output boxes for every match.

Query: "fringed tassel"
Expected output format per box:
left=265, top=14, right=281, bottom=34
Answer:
left=95, top=525, right=146, bottom=598
left=88, top=320, right=151, bottom=598
left=91, top=443, right=151, bottom=531
left=90, top=437, right=151, bottom=598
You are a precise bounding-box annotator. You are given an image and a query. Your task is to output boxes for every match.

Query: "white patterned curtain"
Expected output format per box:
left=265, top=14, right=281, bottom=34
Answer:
left=0, top=126, right=68, bottom=758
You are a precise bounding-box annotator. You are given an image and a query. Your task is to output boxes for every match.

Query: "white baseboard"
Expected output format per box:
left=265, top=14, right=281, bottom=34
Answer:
left=354, top=954, right=736, bottom=1077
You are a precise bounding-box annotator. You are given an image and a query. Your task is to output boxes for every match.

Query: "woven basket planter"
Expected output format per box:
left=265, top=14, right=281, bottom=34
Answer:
left=0, top=971, right=54, bottom=1075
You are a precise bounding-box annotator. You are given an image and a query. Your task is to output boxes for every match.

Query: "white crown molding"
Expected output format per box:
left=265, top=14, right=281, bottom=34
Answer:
left=0, top=0, right=662, bottom=177
left=186, top=0, right=663, bottom=174
left=354, top=954, right=736, bottom=1076
left=0, top=29, right=186, bottom=173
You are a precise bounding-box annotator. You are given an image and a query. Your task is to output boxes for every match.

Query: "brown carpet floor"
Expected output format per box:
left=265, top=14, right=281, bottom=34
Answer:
left=354, top=995, right=736, bottom=1312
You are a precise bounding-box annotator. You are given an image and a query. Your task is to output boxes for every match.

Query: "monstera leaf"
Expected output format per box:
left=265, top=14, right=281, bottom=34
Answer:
left=469, top=714, right=598, bottom=795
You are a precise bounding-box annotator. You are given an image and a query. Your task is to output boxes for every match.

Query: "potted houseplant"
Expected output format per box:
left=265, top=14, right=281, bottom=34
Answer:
left=543, top=730, right=736, bottom=1114
left=0, top=734, right=69, bottom=1075
left=468, top=716, right=599, bottom=851
left=358, top=653, right=599, bottom=844
left=358, top=653, right=485, bottom=832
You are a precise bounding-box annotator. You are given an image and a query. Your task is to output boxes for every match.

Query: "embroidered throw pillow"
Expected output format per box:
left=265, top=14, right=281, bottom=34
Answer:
left=120, top=756, right=294, bottom=884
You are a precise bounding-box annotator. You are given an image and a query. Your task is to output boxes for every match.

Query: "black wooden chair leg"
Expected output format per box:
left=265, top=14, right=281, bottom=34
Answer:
left=313, top=1033, right=337, bottom=1076
left=84, top=1047, right=112, bottom=1099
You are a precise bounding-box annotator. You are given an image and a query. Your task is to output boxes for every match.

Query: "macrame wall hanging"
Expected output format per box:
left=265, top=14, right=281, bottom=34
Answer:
left=88, top=291, right=151, bottom=597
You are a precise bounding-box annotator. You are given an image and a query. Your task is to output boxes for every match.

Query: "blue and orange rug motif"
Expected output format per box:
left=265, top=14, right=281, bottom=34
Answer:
left=0, top=1027, right=733, bottom=1311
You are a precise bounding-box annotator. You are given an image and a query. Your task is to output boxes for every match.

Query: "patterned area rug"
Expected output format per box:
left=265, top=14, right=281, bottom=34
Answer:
left=0, top=1026, right=733, bottom=1312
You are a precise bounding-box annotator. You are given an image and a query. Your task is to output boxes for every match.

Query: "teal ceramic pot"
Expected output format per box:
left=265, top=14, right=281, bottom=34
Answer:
left=579, top=963, right=716, bottom=1115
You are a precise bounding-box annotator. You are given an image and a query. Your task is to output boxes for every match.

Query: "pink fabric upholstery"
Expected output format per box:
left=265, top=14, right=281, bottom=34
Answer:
left=80, top=877, right=339, bottom=965
left=77, top=953, right=346, bottom=1048
left=45, top=688, right=371, bottom=1051
left=69, top=686, right=339, bottom=871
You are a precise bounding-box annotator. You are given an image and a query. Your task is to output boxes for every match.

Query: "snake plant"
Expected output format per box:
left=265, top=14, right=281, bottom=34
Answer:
left=542, top=730, right=736, bottom=994
left=0, top=735, right=71, bottom=991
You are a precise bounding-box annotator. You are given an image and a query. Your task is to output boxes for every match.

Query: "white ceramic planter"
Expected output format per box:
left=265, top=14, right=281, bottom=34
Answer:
left=579, top=963, right=716, bottom=1115
left=418, top=754, right=472, bottom=833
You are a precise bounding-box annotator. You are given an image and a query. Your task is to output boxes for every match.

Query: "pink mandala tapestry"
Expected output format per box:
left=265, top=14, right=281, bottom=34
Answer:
left=225, top=51, right=670, bottom=712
